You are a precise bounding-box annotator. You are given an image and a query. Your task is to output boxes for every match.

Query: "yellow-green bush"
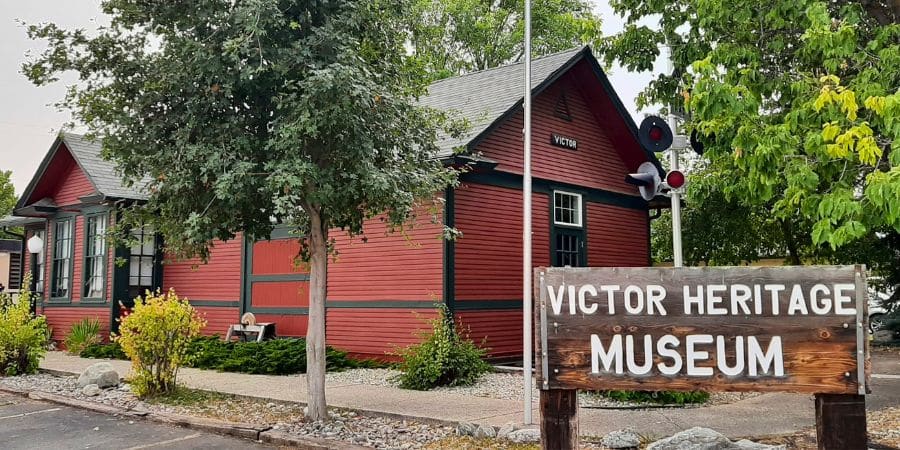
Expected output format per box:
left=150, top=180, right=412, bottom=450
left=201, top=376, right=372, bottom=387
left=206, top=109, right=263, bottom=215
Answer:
left=0, top=274, right=50, bottom=375
left=116, top=289, right=205, bottom=397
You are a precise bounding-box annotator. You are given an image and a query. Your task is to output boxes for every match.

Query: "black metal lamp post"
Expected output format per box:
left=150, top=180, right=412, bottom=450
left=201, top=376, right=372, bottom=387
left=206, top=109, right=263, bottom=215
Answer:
left=26, top=234, right=43, bottom=316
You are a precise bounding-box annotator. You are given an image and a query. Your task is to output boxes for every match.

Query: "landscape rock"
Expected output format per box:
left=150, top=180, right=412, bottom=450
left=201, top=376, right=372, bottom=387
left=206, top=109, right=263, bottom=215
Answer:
left=602, top=429, right=641, bottom=449
left=77, top=362, right=119, bottom=388
left=497, top=422, right=517, bottom=438
left=81, top=384, right=101, bottom=396
left=456, top=421, right=477, bottom=436
left=474, top=424, right=496, bottom=439
left=647, top=427, right=732, bottom=450
left=507, top=428, right=541, bottom=443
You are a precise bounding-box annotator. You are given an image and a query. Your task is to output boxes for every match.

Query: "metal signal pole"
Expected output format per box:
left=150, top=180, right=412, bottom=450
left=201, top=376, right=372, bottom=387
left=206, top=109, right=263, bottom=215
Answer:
left=667, top=44, right=683, bottom=268
left=522, top=0, right=534, bottom=425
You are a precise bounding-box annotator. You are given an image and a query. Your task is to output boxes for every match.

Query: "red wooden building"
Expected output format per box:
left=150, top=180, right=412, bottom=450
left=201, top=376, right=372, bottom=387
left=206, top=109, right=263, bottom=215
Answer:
left=10, top=47, right=660, bottom=359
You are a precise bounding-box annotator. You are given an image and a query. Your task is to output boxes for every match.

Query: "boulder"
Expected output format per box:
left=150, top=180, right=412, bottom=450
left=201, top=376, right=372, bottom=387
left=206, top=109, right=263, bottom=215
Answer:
left=474, top=424, right=497, bottom=439
left=497, top=422, right=518, bottom=438
left=646, top=427, right=732, bottom=450
left=81, top=384, right=101, bottom=396
left=507, top=428, right=541, bottom=443
left=602, top=429, right=642, bottom=449
left=456, top=422, right=478, bottom=437
left=77, top=362, right=119, bottom=388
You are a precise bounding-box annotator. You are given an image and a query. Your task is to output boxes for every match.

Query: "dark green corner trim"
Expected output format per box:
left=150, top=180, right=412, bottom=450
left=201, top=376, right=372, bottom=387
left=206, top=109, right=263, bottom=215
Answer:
left=459, top=171, right=647, bottom=210
left=241, top=237, right=253, bottom=316
left=250, top=273, right=311, bottom=283
left=189, top=300, right=240, bottom=308
left=442, top=186, right=456, bottom=315
left=325, top=300, right=438, bottom=309
left=453, top=300, right=523, bottom=310
left=246, top=307, right=310, bottom=315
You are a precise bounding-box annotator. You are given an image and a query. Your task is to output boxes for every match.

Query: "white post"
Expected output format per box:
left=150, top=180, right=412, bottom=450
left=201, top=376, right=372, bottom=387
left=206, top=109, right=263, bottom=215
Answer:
left=667, top=44, right=683, bottom=268
left=522, top=0, right=534, bottom=425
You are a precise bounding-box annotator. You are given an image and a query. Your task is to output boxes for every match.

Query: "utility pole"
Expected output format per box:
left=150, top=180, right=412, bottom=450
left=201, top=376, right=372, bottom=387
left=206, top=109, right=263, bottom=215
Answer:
left=667, top=44, right=683, bottom=268
left=522, top=0, right=534, bottom=425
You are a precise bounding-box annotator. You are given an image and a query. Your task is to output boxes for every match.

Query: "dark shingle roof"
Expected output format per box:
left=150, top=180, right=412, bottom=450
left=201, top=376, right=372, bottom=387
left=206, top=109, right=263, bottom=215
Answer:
left=420, top=48, right=584, bottom=157
left=59, top=133, right=150, bottom=200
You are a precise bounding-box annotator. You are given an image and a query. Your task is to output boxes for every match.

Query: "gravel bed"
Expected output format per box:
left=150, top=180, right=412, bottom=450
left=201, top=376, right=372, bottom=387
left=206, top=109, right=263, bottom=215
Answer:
left=329, top=368, right=760, bottom=408
left=0, top=373, right=452, bottom=449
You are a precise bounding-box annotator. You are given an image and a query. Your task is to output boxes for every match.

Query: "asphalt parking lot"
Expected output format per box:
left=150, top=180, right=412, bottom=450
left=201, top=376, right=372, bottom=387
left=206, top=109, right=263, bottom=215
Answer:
left=0, top=393, right=273, bottom=450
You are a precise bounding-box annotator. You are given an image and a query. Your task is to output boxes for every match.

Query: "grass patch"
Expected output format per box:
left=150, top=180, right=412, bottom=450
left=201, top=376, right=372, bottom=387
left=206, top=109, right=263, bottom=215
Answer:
left=144, top=386, right=230, bottom=407
left=591, top=390, right=710, bottom=405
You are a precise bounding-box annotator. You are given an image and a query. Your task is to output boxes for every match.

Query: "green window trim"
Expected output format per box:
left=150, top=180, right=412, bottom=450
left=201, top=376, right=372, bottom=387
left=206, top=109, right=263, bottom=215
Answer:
left=48, top=217, right=75, bottom=303
left=81, top=212, right=108, bottom=303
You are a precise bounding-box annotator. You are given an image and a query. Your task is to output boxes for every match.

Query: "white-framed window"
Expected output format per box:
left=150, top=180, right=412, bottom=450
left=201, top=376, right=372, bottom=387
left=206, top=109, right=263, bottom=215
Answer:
left=553, top=191, right=582, bottom=227
left=33, top=229, right=45, bottom=294
left=83, top=214, right=107, bottom=300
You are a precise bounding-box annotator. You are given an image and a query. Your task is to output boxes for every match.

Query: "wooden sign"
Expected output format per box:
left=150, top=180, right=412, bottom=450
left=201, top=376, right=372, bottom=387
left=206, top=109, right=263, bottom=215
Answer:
left=534, top=265, right=870, bottom=395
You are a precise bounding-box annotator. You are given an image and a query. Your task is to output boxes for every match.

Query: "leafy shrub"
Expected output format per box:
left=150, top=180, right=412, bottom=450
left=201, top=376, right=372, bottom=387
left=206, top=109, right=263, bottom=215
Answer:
left=186, top=336, right=365, bottom=375
left=81, top=342, right=128, bottom=360
left=395, top=306, right=491, bottom=390
left=117, top=289, right=205, bottom=397
left=0, top=274, right=50, bottom=375
left=64, top=317, right=101, bottom=355
left=595, top=390, right=710, bottom=405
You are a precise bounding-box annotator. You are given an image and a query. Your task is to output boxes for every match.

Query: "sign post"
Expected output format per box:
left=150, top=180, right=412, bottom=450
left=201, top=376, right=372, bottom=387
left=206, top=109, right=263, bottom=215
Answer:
left=535, top=265, right=870, bottom=450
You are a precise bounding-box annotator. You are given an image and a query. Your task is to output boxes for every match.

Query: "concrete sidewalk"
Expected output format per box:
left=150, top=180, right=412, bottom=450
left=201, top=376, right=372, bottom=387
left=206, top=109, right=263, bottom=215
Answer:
left=40, top=352, right=814, bottom=439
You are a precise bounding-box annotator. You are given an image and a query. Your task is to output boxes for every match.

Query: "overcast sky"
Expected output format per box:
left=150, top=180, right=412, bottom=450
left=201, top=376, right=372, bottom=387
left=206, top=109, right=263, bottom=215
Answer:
left=0, top=1, right=663, bottom=197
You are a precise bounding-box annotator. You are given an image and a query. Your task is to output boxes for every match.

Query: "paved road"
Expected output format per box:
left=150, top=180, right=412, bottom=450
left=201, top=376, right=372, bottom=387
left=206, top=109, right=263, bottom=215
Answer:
left=870, top=348, right=900, bottom=411
left=0, top=393, right=274, bottom=450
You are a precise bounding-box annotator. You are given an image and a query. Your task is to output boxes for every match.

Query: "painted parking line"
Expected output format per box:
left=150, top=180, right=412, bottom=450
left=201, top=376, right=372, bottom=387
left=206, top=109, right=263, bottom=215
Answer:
left=121, top=433, right=203, bottom=450
left=872, top=373, right=900, bottom=380
left=0, top=407, right=62, bottom=420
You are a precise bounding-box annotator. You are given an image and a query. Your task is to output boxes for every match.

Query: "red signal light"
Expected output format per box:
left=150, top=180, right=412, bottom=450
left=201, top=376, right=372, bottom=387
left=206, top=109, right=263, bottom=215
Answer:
left=649, top=126, right=663, bottom=142
left=666, top=170, right=686, bottom=189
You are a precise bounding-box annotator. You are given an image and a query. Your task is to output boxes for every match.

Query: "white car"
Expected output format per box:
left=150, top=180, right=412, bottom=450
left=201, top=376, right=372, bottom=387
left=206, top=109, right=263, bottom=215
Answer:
left=868, top=286, right=893, bottom=333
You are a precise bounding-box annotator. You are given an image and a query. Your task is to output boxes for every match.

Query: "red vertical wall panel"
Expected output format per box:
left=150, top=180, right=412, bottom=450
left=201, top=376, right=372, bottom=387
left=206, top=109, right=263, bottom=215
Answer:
left=42, top=307, right=110, bottom=343
left=455, top=310, right=521, bottom=359
left=252, top=239, right=306, bottom=275
left=49, top=146, right=96, bottom=207
left=194, top=306, right=238, bottom=336
left=163, top=237, right=243, bottom=301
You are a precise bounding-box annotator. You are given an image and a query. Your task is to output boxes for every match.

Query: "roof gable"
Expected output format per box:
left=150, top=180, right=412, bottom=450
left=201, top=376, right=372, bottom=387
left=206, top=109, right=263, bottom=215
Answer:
left=421, top=46, right=661, bottom=172
left=16, top=133, right=149, bottom=212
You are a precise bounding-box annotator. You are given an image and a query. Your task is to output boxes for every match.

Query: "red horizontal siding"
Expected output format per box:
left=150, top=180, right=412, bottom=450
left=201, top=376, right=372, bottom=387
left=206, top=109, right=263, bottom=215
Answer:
left=251, top=282, right=309, bottom=308
left=455, top=310, right=521, bottom=359
left=194, top=306, right=239, bottom=337
left=328, top=203, right=444, bottom=301
left=473, top=66, right=636, bottom=195
left=50, top=146, right=97, bottom=207
left=325, top=308, right=437, bottom=358
left=586, top=202, right=649, bottom=267
left=455, top=183, right=550, bottom=301
left=251, top=314, right=308, bottom=337
left=252, top=239, right=306, bottom=275
left=42, top=307, right=111, bottom=343
left=163, top=236, right=242, bottom=301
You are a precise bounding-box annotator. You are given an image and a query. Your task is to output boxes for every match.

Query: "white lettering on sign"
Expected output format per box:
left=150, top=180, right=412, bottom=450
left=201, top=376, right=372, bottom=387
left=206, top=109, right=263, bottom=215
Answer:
left=590, top=333, right=786, bottom=378
left=550, top=133, right=578, bottom=150
left=548, top=282, right=857, bottom=317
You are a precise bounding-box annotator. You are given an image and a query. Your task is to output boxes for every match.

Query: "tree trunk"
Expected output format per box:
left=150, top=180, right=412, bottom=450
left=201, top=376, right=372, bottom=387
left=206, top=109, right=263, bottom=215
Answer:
left=306, top=207, right=328, bottom=421
left=781, top=220, right=802, bottom=265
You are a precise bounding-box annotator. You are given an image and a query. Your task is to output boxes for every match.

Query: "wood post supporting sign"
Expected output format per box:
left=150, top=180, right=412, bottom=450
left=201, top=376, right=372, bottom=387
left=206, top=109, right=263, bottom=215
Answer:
left=534, top=266, right=871, bottom=450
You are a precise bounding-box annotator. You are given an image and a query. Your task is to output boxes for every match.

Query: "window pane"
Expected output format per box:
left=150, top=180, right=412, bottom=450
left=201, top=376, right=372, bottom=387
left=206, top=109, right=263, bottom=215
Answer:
left=129, top=256, right=141, bottom=278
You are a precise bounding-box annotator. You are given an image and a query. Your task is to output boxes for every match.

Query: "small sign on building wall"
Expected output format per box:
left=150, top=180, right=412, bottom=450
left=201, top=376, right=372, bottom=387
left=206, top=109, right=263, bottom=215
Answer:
left=550, top=133, right=578, bottom=150
left=534, top=265, right=870, bottom=395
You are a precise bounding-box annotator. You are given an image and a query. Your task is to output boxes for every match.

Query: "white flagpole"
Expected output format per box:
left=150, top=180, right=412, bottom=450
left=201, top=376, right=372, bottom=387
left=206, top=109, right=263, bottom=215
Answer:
left=522, top=0, right=534, bottom=426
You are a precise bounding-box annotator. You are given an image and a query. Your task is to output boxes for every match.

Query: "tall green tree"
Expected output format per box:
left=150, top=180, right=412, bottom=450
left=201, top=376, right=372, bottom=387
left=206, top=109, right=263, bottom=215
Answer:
left=24, top=0, right=459, bottom=419
left=604, top=1, right=900, bottom=305
left=0, top=171, right=15, bottom=218
left=409, top=0, right=603, bottom=79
